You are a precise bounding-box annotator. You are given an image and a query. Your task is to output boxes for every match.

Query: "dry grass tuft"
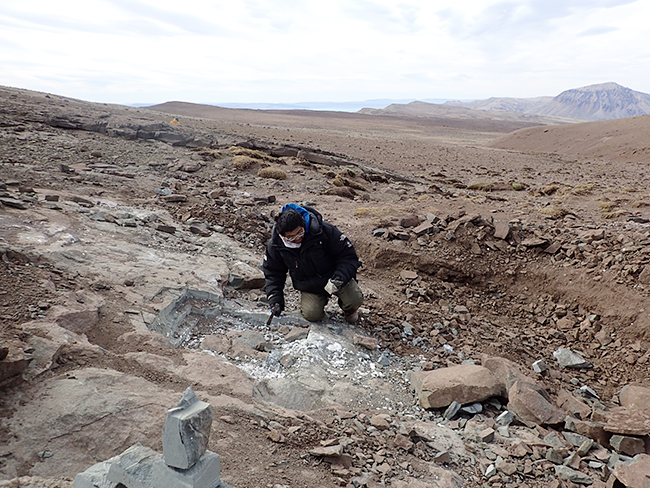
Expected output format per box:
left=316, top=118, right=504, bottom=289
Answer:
left=324, top=186, right=357, bottom=199
left=570, top=184, right=596, bottom=196
left=258, top=167, right=287, bottom=180
left=538, top=205, right=571, bottom=219
left=228, top=146, right=273, bottom=161
left=541, top=184, right=563, bottom=196
left=354, top=207, right=393, bottom=218
left=333, top=175, right=368, bottom=192
left=233, top=155, right=258, bottom=171
left=632, top=199, right=650, bottom=208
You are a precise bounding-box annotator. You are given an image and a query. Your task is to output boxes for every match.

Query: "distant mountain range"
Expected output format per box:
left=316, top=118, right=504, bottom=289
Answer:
left=139, top=82, right=650, bottom=122
left=137, top=98, right=458, bottom=113
left=444, top=82, right=650, bottom=121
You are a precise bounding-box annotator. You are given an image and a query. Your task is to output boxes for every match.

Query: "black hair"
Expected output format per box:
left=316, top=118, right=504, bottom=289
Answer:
left=276, top=208, right=305, bottom=235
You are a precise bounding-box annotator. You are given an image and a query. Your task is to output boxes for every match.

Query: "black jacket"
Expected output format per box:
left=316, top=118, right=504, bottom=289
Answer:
left=262, top=206, right=360, bottom=310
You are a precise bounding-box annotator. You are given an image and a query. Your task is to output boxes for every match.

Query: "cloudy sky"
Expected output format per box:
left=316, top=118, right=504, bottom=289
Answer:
left=1, top=0, right=649, bottom=106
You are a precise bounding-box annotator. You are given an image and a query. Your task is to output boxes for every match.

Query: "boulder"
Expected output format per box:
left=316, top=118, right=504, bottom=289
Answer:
left=507, top=380, right=565, bottom=427
left=410, top=364, right=504, bottom=409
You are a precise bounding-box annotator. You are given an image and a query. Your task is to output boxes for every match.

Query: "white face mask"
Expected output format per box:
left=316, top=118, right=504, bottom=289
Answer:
left=280, top=236, right=302, bottom=248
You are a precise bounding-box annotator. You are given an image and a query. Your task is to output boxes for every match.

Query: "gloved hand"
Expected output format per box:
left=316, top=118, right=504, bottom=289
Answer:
left=270, top=303, right=282, bottom=316
left=324, top=278, right=344, bottom=295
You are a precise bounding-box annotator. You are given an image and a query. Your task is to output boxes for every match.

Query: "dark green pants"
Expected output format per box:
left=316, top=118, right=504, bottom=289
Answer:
left=300, top=279, right=364, bottom=322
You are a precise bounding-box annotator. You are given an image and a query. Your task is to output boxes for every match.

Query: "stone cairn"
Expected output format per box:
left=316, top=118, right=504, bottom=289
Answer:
left=73, top=387, right=232, bottom=488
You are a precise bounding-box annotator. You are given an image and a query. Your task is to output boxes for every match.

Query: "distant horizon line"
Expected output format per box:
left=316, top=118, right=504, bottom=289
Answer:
left=129, top=97, right=472, bottom=112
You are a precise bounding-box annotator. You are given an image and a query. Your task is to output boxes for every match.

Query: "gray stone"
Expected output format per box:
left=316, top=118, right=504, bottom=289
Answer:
left=163, top=387, right=213, bottom=470
left=554, top=465, right=593, bottom=485
left=461, top=402, right=483, bottom=415
left=544, top=432, right=566, bottom=448
left=443, top=401, right=461, bottom=420
left=485, top=464, right=497, bottom=478
left=546, top=448, right=564, bottom=464
left=152, top=450, right=221, bottom=488
left=72, top=461, right=116, bottom=488
left=496, top=426, right=510, bottom=438
left=107, top=444, right=159, bottom=488
left=553, top=348, right=592, bottom=369
left=532, top=359, right=548, bottom=374
left=496, top=410, right=514, bottom=426
left=562, top=431, right=590, bottom=447
left=0, top=197, right=30, bottom=209
left=577, top=385, right=600, bottom=399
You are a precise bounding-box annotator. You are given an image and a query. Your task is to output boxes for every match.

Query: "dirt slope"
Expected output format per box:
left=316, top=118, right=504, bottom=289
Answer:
left=489, top=114, right=650, bottom=163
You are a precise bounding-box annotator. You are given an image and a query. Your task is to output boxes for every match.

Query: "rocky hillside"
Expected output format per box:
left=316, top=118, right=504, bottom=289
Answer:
left=444, top=96, right=553, bottom=114
left=357, top=101, right=572, bottom=127
left=534, top=83, right=650, bottom=121
left=448, top=83, right=650, bottom=121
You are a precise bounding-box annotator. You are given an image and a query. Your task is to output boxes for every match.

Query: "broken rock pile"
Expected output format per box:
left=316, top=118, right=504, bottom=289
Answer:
left=409, top=356, right=650, bottom=487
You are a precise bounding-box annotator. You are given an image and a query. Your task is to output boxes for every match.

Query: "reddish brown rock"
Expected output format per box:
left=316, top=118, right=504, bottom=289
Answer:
left=481, top=355, right=534, bottom=392
left=619, top=385, right=650, bottom=415
left=507, top=380, right=565, bottom=427
left=610, top=434, right=646, bottom=456
left=557, top=389, right=592, bottom=419
left=370, top=414, right=391, bottom=430
left=393, top=433, right=414, bottom=451
left=410, top=364, right=504, bottom=409
left=569, top=418, right=612, bottom=447
left=604, top=407, right=650, bottom=436
left=493, top=221, right=510, bottom=240
left=613, top=454, right=650, bottom=488
left=353, top=334, right=378, bottom=350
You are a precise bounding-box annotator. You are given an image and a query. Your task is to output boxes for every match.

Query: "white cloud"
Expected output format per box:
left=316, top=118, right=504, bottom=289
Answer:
left=0, top=0, right=648, bottom=104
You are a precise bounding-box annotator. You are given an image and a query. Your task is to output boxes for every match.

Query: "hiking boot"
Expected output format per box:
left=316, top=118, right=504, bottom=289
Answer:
left=344, top=310, right=359, bottom=324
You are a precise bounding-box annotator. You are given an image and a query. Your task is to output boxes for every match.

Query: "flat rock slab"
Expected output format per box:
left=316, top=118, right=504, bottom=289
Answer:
left=507, top=380, right=565, bottom=427
left=2, top=368, right=171, bottom=479
left=410, top=364, right=504, bottom=409
left=604, top=407, right=650, bottom=436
